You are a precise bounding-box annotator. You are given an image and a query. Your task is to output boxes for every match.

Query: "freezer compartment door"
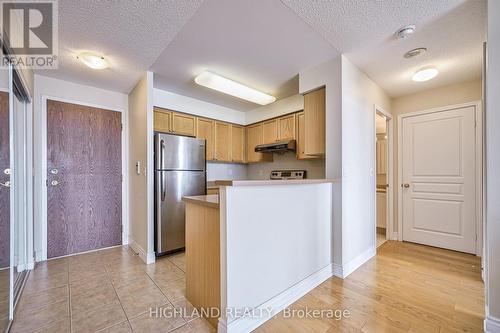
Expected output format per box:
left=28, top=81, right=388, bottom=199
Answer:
left=155, top=170, right=206, bottom=254
left=155, top=133, right=206, bottom=171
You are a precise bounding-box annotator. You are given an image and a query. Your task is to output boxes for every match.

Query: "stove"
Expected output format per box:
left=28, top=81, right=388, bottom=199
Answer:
left=270, top=170, right=306, bottom=180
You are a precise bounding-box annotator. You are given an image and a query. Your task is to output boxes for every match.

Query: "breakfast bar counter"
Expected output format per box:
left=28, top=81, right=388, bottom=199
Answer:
left=183, top=178, right=340, bottom=332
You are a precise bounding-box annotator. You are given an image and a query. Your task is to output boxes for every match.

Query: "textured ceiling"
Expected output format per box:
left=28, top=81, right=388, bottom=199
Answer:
left=35, top=0, right=204, bottom=93
left=282, top=0, right=486, bottom=97
left=37, top=0, right=486, bottom=105
left=151, top=0, right=338, bottom=111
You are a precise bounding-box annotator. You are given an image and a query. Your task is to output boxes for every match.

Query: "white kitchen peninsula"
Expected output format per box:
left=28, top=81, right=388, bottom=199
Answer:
left=183, top=179, right=340, bottom=333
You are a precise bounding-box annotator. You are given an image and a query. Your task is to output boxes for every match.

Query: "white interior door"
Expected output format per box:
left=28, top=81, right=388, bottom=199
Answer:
left=402, top=105, right=476, bottom=253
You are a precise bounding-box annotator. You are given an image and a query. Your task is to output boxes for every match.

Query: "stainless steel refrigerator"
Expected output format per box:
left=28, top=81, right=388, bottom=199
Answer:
left=154, top=133, right=206, bottom=255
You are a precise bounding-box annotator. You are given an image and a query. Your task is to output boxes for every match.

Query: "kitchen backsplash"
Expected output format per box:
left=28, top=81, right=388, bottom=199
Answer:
left=207, top=153, right=326, bottom=181
left=207, top=162, right=248, bottom=181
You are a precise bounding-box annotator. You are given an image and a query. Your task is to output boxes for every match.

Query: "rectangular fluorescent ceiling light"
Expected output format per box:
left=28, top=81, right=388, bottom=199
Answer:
left=195, top=71, right=276, bottom=105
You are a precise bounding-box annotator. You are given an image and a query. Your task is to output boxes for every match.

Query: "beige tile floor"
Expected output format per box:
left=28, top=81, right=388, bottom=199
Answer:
left=10, top=246, right=215, bottom=333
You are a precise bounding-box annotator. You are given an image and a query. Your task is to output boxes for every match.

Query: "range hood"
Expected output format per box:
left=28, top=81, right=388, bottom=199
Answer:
left=255, top=139, right=296, bottom=153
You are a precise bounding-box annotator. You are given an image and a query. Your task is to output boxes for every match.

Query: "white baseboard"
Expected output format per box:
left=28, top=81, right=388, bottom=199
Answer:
left=218, top=264, right=333, bottom=333
left=129, top=238, right=155, bottom=264
left=338, top=247, right=376, bottom=279
left=485, top=315, right=500, bottom=332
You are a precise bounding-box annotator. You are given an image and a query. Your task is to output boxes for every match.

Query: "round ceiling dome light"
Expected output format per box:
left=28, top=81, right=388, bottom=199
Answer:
left=404, top=47, right=427, bottom=59
left=77, top=52, right=109, bottom=69
left=412, top=67, right=439, bottom=82
left=396, top=25, right=416, bottom=39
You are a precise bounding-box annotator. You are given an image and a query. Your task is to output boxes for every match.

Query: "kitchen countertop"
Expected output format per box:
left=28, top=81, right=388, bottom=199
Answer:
left=211, top=178, right=340, bottom=187
left=182, top=194, right=219, bottom=208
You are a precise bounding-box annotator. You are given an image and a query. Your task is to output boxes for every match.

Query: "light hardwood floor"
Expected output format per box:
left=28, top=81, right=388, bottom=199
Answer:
left=256, top=241, right=484, bottom=333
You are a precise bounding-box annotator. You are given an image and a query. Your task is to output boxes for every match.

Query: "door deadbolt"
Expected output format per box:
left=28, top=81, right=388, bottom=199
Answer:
left=3, top=168, right=10, bottom=175
left=50, top=168, right=59, bottom=175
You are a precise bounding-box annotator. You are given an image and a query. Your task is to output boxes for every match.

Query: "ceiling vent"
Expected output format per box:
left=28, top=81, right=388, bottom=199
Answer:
left=404, top=47, right=427, bottom=59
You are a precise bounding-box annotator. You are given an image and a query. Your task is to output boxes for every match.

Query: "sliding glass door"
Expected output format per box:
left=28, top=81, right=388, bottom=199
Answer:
left=0, top=75, right=10, bottom=331
left=0, top=61, right=31, bottom=331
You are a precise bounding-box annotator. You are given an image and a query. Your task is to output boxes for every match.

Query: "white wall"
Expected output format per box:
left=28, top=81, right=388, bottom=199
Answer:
left=245, top=94, right=303, bottom=124
left=340, top=56, right=391, bottom=271
left=299, top=56, right=343, bottom=272
left=485, top=0, right=500, bottom=331
left=32, top=74, right=128, bottom=261
left=247, top=153, right=325, bottom=180
left=221, top=183, right=334, bottom=332
left=128, top=72, right=154, bottom=264
left=298, top=55, right=392, bottom=277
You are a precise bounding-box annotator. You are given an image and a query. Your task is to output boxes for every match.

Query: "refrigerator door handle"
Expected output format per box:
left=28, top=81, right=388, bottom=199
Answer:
left=161, top=140, right=166, bottom=201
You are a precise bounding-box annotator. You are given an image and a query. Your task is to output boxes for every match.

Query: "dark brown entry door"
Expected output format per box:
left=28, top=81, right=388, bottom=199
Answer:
left=0, top=92, right=9, bottom=268
left=47, top=100, right=122, bottom=258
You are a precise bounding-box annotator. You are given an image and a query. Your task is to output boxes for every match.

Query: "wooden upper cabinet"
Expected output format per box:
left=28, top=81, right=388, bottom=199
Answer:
left=304, top=87, right=325, bottom=156
left=214, top=121, right=231, bottom=162
left=231, top=125, right=245, bottom=163
left=171, top=113, right=196, bottom=137
left=262, top=119, right=279, bottom=143
left=278, top=113, right=296, bottom=141
left=196, top=118, right=215, bottom=161
left=296, top=112, right=317, bottom=160
left=154, top=108, right=172, bottom=133
left=246, top=123, right=272, bottom=163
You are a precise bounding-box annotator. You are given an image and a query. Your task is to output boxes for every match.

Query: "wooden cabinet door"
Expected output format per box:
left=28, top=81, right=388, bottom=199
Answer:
left=197, top=118, right=215, bottom=161
left=296, top=111, right=318, bottom=160
left=304, top=87, right=325, bottom=155
left=246, top=123, right=272, bottom=163
left=262, top=119, right=279, bottom=143
left=154, top=108, right=172, bottom=133
left=172, top=112, right=196, bottom=137
left=231, top=125, right=245, bottom=163
left=278, top=113, right=296, bottom=140
left=214, top=121, right=231, bottom=162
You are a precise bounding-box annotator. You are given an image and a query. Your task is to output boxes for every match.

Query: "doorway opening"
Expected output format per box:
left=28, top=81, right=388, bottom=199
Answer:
left=375, top=106, right=393, bottom=248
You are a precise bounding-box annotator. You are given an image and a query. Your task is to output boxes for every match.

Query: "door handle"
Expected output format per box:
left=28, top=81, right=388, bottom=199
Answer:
left=402, top=183, right=410, bottom=188
left=0, top=181, right=10, bottom=188
left=51, top=180, right=59, bottom=186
